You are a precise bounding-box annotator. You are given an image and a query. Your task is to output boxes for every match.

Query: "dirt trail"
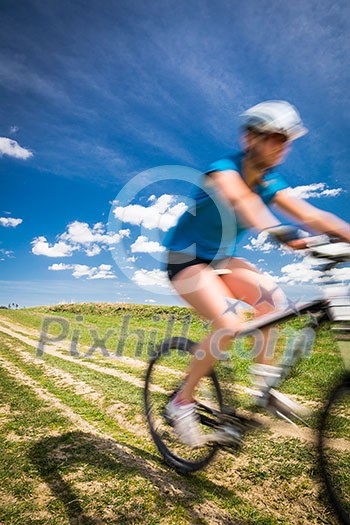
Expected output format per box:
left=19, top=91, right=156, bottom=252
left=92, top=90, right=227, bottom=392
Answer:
left=0, top=354, right=243, bottom=523
left=0, top=319, right=348, bottom=451
left=0, top=322, right=155, bottom=390
left=2, top=338, right=150, bottom=440
left=0, top=317, right=344, bottom=525
left=0, top=316, right=184, bottom=377
left=0, top=316, right=316, bottom=397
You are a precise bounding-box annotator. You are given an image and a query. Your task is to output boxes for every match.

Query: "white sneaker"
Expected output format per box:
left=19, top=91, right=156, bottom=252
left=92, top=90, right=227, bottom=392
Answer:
left=165, top=398, right=206, bottom=448
left=250, top=364, right=312, bottom=422
left=250, top=363, right=283, bottom=392
left=249, top=363, right=283, bottom=409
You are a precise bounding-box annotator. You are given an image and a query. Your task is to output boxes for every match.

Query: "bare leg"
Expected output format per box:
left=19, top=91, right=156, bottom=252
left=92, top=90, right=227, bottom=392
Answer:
left=171, top=258, right=287, bottom=402
left=171, top=264, right=241, bottom=402
left=220, top=258, right=287, bottom=365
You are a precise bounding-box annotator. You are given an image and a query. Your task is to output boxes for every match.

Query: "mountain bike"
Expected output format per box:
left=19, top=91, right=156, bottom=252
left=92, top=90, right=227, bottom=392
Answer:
left=144, top=239, right=350, bottom=523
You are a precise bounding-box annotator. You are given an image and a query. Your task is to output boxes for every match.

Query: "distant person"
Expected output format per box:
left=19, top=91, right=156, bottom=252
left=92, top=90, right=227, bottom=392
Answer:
left=163, top=100, right=350, bottom=447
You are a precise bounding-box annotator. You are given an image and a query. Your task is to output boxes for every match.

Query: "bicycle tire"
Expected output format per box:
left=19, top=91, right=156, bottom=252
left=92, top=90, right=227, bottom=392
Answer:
left=144, top=336, right=223, bottom=474
left=318, top=373, right=350, bottom=525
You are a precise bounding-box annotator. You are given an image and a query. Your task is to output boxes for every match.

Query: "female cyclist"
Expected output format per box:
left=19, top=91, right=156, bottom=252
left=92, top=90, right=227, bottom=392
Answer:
left=163, top=100, right=350, bottom=447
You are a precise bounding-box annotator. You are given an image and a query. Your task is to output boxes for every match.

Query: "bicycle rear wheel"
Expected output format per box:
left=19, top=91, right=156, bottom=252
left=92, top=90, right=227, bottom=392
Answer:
left=319, top=373, right=350, bottom=525
left=144, top=337, right=223, bottom=474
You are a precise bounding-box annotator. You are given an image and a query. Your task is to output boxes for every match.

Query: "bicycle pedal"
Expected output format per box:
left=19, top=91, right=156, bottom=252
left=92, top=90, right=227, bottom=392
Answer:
left=161, top=410, right=174, bottom=427
left=217, top=425, right=243, bottom=447
left=266, top=389, right=312, bottom=426
left=219, top=411, right=263, bottom=433
left=204, top=425, right=243, bottom=447
left=274, top=409, right=298, bottom=427
left=220, top=406, right=238, bottom=417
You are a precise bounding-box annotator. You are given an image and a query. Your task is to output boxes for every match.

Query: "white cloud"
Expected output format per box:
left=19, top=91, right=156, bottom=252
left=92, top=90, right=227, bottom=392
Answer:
left=48, top=263, right=116, bottom=280
left=32, top=237, right=75, bottom=257
left=88, top=264, right=116, bottom=280
left=0, top=248, right=14, bottom=261
left=145, top=299, right=156, bottom=303
left=113, top=194, right=187, bottom=232
left=32, top=221, right=130, bottom=258
left=9, top=126, right=19, bottom=134
left=85, top=245, right=101, bottom=257
left=244, top=230, right=307, bottom=255
left=285, top=183, right=344, bottom=199
left=49, top=263, right=70, bottom=271
left=0, top=217, right=23, bottom=228
left=132, top=268, right=170, bottom=288
left=274, top=261, right=324, bottom=284
left=92, top=222, right=105, bottom=231
left=60, top=221, right=130, bottom=247
left=244, top=231, right=276, bottom=253
left=130, top=235, right=166, bottom=253
left=0, top=137, right=33, bottom=160
left=60, top=222, right=97, bottom=245
left=273, top=259, right=350, bottom=285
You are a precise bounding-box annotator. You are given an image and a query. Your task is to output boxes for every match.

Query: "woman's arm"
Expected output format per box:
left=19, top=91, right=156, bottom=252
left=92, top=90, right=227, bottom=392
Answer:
left=206, top=170, right=281, bottom=230
left=273, top=189, right=350, bottom=242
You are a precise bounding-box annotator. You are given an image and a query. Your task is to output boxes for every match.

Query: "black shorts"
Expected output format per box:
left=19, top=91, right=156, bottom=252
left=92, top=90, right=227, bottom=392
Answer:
left=166, top=251, right=227, bottom=281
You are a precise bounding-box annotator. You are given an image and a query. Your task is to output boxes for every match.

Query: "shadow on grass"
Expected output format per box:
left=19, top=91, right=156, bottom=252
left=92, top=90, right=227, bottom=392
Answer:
left=29, top=431, right=248, bottom=525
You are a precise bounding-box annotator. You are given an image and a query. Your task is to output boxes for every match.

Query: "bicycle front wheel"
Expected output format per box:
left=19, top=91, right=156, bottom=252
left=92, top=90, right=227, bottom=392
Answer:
left=319, top=373, right=350, bottom=525
left=144, top=337, right=223, bottom=474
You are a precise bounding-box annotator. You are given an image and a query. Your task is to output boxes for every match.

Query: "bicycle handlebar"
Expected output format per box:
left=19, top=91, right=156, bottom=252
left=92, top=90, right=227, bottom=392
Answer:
left=265, top=226, right=350, bottom=263
left=308, top=240, right=350, bottom=262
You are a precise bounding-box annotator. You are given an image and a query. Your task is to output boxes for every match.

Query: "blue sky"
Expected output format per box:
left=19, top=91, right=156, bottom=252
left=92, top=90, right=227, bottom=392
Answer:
left=1, top=0, right=349, bottom=307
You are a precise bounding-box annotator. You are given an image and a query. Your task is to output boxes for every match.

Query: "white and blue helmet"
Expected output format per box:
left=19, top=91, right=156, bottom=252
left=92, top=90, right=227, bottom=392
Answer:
left=241, top=100, right=308, bottom=140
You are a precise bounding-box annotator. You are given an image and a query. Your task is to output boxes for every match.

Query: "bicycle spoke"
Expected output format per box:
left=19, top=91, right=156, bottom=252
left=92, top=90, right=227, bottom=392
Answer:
left=144, top=337, right=222, bottom=473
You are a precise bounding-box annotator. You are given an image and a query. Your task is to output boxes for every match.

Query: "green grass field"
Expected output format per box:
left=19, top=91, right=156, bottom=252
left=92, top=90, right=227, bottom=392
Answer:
left=0, top=303, right=348, bottom=524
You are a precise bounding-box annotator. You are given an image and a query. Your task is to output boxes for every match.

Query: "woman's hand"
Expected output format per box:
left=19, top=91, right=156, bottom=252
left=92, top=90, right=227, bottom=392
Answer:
left=286, top=238, right=309, bottom=250
left=265, top=226, right=327, bottom=250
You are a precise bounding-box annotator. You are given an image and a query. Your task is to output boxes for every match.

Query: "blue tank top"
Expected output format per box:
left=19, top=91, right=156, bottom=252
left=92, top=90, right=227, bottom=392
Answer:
left=163, top=151, right=289, bottom=260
